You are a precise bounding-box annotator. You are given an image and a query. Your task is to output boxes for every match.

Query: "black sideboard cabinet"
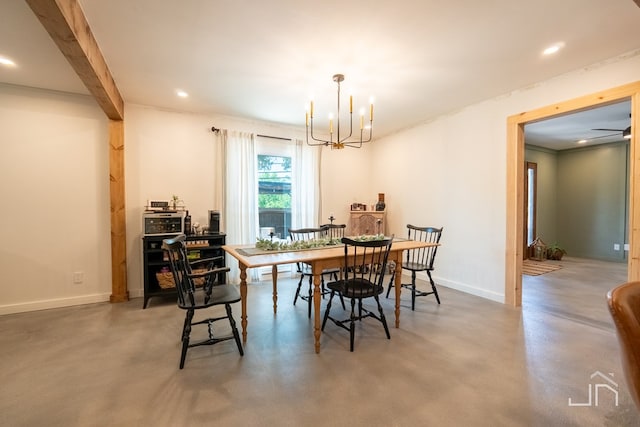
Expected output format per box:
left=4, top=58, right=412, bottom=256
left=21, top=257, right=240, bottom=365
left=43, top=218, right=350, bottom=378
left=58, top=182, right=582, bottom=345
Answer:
left=142, top=233, right=226, bottom=308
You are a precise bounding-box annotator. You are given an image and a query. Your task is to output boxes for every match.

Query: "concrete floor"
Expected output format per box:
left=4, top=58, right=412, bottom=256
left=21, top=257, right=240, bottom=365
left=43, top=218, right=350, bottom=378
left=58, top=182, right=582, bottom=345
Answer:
left=1, top=257, right=638, bottom=426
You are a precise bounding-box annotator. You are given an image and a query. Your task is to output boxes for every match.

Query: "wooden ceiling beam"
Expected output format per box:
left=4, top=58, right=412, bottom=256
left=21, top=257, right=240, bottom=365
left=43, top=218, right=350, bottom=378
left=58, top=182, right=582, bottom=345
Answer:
left=25, top=0, right=124, bottom=120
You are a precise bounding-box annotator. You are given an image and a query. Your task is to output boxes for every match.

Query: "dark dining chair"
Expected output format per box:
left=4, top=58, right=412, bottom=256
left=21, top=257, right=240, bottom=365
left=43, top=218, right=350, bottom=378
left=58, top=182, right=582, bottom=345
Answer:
left=162, top=234, right=243, bottom=369
left=386, top=225, right=443, bottom=310
left=607, top=281, right=640, bottom=410
left=289, top=227, right=333, bottom=318
left=319, top=223, right=347, bottom=284
left=322, top=236, right=394, bottom=351
left=321, top=223, right=347, bottom=241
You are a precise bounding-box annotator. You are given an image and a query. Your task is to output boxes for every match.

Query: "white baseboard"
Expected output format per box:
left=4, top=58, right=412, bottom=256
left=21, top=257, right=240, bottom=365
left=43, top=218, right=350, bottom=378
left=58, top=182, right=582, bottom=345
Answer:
left=403, top=271, right=505, bottom=304
left=128, top=288, right=143, bottom=299
left=0, top=274, right=505, bottom=316
left=436, top=278, right=504, bottom=303
left=0, top=293, right=112, bottom=316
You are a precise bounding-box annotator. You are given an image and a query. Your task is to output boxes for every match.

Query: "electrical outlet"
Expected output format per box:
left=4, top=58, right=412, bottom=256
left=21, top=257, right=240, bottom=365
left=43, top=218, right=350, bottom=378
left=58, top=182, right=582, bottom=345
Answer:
left=614, top=243, right=620, bottom=251
left=72, top=271, right=84, bottom=284
left=625, top=243, right=630, bottom=251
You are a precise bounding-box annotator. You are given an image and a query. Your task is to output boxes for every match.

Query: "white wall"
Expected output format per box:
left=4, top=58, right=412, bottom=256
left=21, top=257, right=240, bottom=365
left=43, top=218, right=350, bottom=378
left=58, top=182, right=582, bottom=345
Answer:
left=372, top=49, right=640, bottom=302
left=318, top=144, right=376, bottom=225
left=0, top=84, right=111, bottom=314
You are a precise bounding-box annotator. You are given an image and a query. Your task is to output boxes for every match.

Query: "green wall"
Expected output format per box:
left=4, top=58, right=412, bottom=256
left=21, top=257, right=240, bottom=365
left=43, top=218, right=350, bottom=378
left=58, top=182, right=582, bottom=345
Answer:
left=525, top=147, right=558, bottom=245
left=525, top=141, right=628, bottom=262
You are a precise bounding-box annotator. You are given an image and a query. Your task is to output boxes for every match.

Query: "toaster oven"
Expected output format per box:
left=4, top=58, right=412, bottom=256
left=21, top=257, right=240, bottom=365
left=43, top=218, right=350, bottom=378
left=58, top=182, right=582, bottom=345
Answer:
left=143, top=211, right=185, bottom=236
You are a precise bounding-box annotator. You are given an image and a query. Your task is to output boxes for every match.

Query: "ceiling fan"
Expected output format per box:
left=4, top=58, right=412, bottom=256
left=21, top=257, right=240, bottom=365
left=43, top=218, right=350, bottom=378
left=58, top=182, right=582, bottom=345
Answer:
left=590, top=112, right=632, bottom=140
left=591, top=126, right=632, bottom=140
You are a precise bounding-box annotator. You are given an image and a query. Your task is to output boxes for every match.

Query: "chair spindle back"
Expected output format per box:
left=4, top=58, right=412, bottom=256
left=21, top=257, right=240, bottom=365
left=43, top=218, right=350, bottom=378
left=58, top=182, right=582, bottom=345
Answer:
left=341, top=236, right=394, bottom=297
left=321, top=223, right=347, bottom=241
left=405, top=225, right=442, bottom=270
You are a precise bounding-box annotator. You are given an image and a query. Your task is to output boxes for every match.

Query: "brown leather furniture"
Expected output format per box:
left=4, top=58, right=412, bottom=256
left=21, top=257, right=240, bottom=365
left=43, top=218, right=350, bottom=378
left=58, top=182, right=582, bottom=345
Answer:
left=607, top=281, right=640, bottom=410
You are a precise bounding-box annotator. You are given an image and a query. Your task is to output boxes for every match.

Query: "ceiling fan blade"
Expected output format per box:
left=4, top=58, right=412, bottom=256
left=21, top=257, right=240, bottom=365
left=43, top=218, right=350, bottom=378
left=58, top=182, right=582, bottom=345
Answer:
left=587, top=133, right=619, bottom=140
left=591, top=128, right=623, bottom=132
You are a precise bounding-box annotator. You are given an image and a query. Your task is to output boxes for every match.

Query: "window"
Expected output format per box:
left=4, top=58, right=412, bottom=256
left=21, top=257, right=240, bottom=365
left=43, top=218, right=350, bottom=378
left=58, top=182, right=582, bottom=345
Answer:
left=257, top=154, right=292, bottom=239
left=256, top=136, right=296, bottom=242
left=223, top=134, right=319, bottom=281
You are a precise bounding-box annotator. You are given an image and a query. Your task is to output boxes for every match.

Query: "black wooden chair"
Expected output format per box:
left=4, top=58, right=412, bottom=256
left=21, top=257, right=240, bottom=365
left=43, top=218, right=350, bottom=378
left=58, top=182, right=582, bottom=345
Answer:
left=289, top=226, right=344, bottom=317
left=319, top=223, right=347, bottom=286
left=162, top=234, right=243, bottom=369
left=386, top=225, right=443, bottom=310
left=320, top=223, right=347, bottom=241
left=322, top=236, right=394, bottom=351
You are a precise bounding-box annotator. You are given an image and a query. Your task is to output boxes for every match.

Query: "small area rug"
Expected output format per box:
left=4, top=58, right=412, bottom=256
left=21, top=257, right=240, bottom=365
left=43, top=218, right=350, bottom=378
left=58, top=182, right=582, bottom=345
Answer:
left=522, top=259, right=562, bottom=276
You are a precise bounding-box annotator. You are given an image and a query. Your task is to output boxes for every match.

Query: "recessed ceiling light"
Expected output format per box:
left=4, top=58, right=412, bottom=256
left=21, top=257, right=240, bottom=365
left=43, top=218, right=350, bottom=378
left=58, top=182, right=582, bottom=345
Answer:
left=543, top=42, right=565, bottom=56
left=176, top=90, right=188, bottom=98
left=0, top=56, right=16, bottom=66
left=578, top=139, right=587, bottom=144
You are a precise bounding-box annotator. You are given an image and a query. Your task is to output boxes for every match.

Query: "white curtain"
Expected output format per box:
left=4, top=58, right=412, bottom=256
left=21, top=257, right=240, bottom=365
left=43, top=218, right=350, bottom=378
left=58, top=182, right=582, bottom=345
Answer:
left=212, top=130, right=226, bottom=215
left=214, top=134, right=320, bottom=283
left=292, top=139, right=321, bottom=228
left=223, top=130, right=259, bottom=283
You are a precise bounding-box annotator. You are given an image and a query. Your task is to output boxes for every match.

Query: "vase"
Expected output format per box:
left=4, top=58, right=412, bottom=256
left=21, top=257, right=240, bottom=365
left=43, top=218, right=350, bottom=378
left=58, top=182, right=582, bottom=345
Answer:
left=375, top=193, right=386, bottom=211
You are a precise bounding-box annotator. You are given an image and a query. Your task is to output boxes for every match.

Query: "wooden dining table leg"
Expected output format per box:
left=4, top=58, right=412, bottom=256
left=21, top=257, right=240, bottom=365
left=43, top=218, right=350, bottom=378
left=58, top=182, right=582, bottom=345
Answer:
left=272, top=264, right=278, bottom=314
left=239, top=262, right=248, bottom=342
left=394, top=253, right=402, bottom=328
left=313, top=268, right=322, bottom=353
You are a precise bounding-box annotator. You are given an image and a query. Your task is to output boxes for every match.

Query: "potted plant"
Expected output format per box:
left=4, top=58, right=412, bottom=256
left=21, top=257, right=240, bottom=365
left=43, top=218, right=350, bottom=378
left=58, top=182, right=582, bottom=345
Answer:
left=546, top=243, right=567, bottom=260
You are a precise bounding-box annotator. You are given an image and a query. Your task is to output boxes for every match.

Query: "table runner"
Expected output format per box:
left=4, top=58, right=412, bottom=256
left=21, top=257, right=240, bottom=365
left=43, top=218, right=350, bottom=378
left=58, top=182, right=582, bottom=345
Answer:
left=235, top=236, right=405, bottom=257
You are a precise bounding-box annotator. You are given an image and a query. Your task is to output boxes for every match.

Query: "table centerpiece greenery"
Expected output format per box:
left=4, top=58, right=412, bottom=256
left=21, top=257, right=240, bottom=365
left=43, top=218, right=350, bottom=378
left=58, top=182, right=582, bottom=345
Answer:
left=255, top=234, right=387, bottom=251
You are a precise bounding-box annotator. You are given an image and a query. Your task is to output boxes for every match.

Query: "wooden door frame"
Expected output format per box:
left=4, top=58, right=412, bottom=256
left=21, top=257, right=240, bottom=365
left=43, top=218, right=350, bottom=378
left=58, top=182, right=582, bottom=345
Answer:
left=505, top=81, right=640, bottom=306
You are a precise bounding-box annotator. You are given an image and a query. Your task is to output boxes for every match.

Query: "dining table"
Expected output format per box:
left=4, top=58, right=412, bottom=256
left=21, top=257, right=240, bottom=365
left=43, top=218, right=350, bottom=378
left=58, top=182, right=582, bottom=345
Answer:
left=223, top=237, right=438, bottom=353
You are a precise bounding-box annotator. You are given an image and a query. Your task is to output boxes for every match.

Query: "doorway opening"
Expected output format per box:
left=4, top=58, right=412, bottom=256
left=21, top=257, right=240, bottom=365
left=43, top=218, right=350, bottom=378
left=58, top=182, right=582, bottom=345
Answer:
left=505, top=81, right=639, bottom=306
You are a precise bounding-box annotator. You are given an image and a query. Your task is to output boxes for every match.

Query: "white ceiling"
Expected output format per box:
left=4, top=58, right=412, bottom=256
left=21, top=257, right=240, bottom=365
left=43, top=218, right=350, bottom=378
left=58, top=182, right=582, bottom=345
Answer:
left=525, top=100, right=632, bottom=150
left=1, top=0, right=640, bottom=144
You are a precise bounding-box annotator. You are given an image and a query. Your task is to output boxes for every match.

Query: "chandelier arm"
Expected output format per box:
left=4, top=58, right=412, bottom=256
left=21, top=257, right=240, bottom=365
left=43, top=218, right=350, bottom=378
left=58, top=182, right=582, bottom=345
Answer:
left=338, top=112, right=355, bottom=144
left=342, top=126, right=372, bottom=147
left=307, top=118, right=330, bottom=146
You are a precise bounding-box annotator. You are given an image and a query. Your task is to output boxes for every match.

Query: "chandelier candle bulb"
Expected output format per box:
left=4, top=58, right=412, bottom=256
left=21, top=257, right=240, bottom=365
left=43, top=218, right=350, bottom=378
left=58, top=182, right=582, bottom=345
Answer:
left=350, top=95, right=353, bottom=113
left=310, top=100, right=314, bottom=118
left=370, top=103, right=374, bottom=122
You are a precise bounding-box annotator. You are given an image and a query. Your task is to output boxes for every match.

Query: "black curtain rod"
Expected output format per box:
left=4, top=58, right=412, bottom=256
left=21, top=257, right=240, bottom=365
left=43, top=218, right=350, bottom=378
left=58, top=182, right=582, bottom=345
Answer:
left=211, top=127, right=291, bottom=142
left=257, top=134, right=292, bottom=141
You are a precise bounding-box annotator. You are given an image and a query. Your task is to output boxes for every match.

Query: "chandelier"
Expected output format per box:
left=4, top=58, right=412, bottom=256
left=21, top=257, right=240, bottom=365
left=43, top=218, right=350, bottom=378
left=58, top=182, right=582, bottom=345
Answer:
left=305, top=74, right=373, bottom=149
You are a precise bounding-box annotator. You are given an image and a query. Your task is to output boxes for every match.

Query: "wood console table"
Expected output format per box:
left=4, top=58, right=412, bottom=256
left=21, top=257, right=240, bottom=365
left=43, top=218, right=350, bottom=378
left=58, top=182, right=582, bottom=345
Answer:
left=349, top=210, right=386, bottom=235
